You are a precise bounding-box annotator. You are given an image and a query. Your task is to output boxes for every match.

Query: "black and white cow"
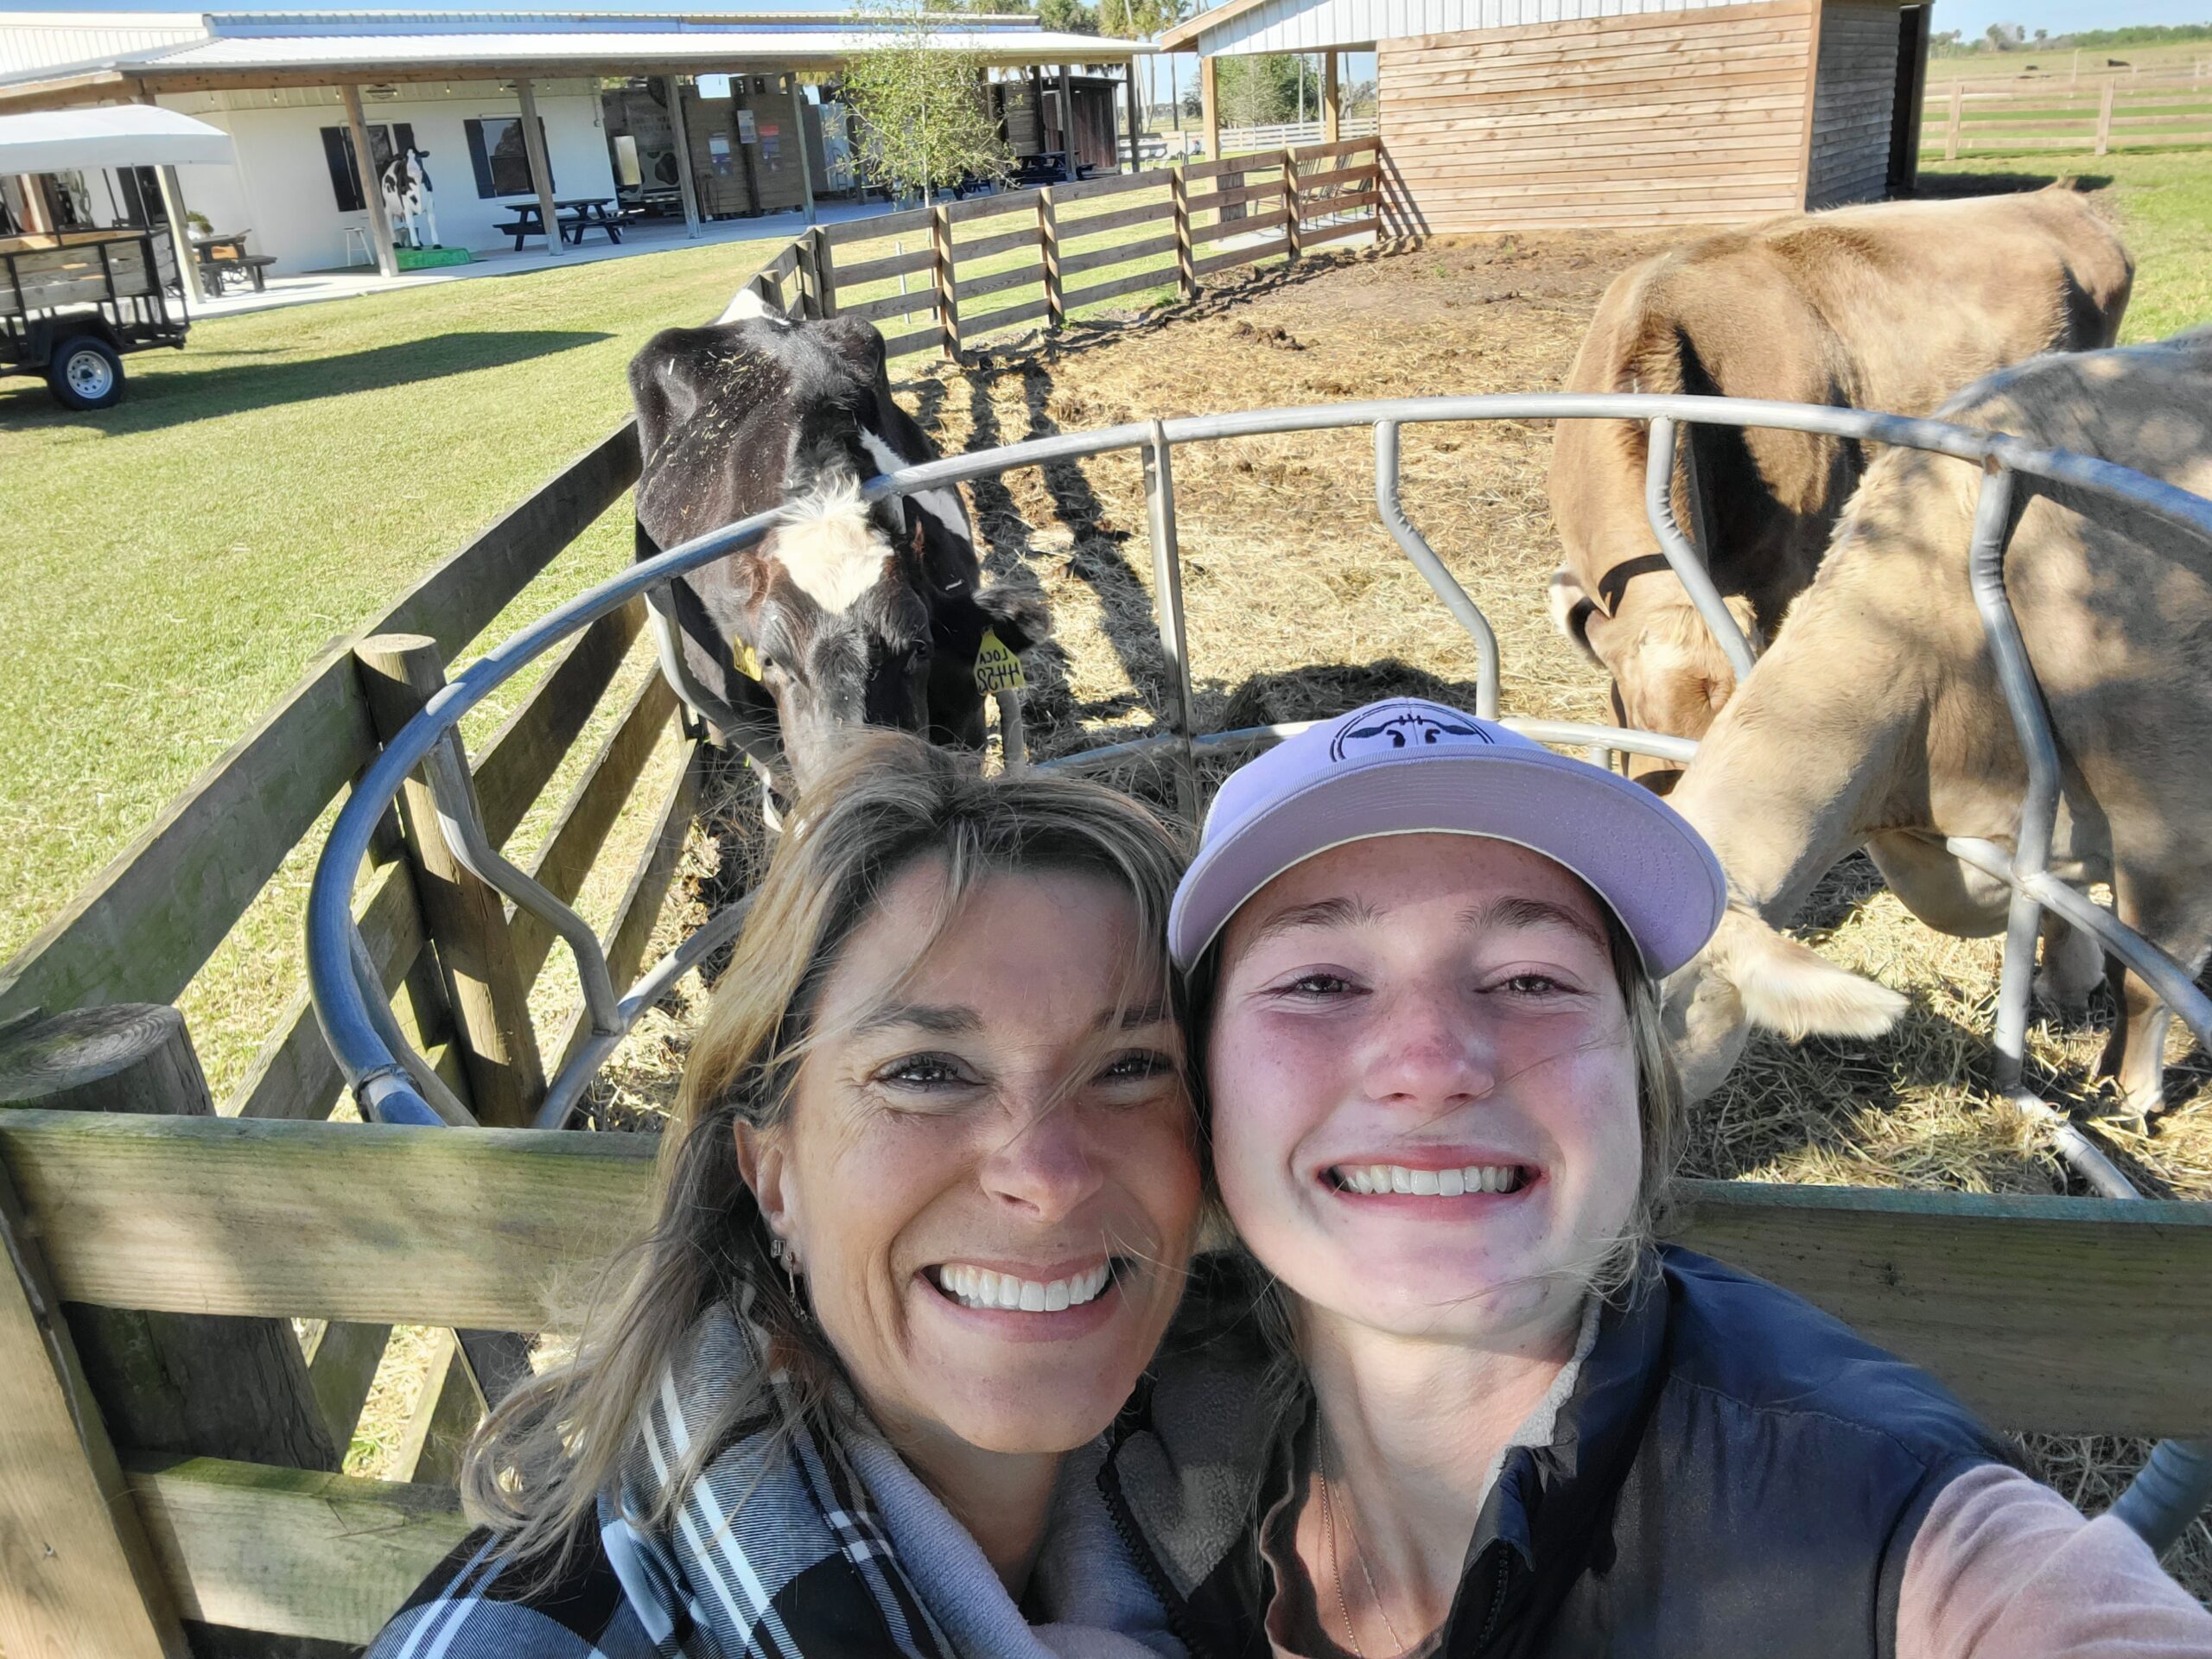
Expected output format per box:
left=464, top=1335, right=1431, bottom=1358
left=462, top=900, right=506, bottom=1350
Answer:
left=630, top=291, right=1048, bottom=794
left=378, top=149, right=437, bottom=250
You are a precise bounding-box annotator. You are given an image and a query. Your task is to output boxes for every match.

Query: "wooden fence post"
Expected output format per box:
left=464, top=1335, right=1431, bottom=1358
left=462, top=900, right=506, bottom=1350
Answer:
left=792, top=232, right=816, bottom=320
left=0, top=1006, right=350, bottom=1469
left=1171, top=165, right=1196, bottom=302
left=358, top=634, right=545, bottom=1128
left=1039, top=185, right=1064, bottom=330
left=932, top=201, right=961, bottom=360
left=1281, top=147, right=1301, bottom=261
left=0, top=1149, right=188, bottom=1659
left=1945, top=84, right=1964, bottom=160
left=811, top=225, right=838, bottom=319
left=2095, top=79, right=2114, bottom=156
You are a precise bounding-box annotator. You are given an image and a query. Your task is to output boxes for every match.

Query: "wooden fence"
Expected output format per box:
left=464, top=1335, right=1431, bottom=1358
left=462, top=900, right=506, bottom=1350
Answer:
left=1923, top=78, right=2212, bottom=156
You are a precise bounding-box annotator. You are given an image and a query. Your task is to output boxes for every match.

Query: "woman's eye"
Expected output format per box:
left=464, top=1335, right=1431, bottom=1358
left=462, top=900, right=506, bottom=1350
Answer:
left=1099, top=1049, right=1176, bottom=1084
left=1280, top=972, right=1356, bottom=997
left=877, top=1052, right=973, bottom=1090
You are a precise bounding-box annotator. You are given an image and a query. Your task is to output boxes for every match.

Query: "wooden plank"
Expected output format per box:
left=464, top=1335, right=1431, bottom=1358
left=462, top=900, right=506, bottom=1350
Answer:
left=549, top=742, right=704, bottom=1086
left=1185, top=152, right=1274, bottom=181
left=1039, top=185, right=1063, bottom=330
left=1297, top=162, right=1380, bottom=192
left=1194, top=237, right=1294, bottom=276
left=0, top=423, right=639, bottom=1027
left=1057, top=232, right=1179, bottom=278
left=1301, top=215, right=1378, bottom=248
left=1057, top=264, right=1180, bottom=313
left=932, top=201, right=959, bottom=360
left=302, top=1319, right=390, bottom=1452
left=1287, top=134, right=1376, bottom=162
left=1056, top=195, right=1173, bottom=240
left=226, top=856, right=427, bottom=1122
left=510, top=673, right=678, bottom=991
left=880, top=325, right=939, bottom=361
left=471, top=597, right=644, bottom=852
left=391, top=1328, right=485, bottom=1487
left=954, top=262, right=1044, bottom=303
left=839, top=286, right=940, bottom=326
left=949, top=224, right=1036, bottom=262
left=0, top=1110, right=658, bottom=1329
left=1303, top=188, right=1381, bottom=216
left=944, top=190, right=1036, bottom=226
left=359, top=636, right=543, bottom=1128
left=124, top=1455, right=467, bottom=1645
left=1189, top=208, right=1289, bottom=245
left=833, top=246, right=933, bottom=288
left=824, top=203, right=934, bottom=244
left=1052, top=167, right=1168, bottom=205
left=0, top=1155, right=186, bottom=1658
left=963, top=295, right=1052, bottom=336
left=1188, top=180, right=1282, bottom=213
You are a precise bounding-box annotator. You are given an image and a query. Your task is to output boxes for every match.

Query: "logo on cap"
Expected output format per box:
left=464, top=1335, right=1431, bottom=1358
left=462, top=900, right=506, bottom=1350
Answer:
left=1327, top=701, right=1494, bottom=762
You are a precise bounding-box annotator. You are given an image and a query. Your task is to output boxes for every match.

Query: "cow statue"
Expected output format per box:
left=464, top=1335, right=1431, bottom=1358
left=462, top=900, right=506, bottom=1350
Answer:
left=379, top=149, right=437, bottom=251
left=1548, top=187, right=2133, bottom=788
left=1657, top=328, right=2212, bottom=1118
left=630, top=288, right=1049, bottom=801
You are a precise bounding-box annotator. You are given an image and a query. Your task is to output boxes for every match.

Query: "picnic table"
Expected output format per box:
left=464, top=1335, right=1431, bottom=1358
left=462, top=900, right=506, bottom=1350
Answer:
left=492, top=198, right=623, bottom=251
left=192, top=230, right=276, bottom=292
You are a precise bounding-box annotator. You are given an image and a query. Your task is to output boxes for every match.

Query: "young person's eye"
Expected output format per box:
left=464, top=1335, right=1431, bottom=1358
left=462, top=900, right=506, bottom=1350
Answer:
left=1488, top=971, right=1580, bottom=998
left=1098, top=1049, right=1178, bottom=1084
left=1274, top=971, right=1358, bottom=998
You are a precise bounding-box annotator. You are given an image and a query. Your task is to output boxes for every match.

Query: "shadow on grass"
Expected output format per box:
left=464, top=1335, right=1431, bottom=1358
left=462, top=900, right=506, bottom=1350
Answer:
left=1911, top=169, right=2115, bottom=198
left=0, top=327, right=613, bottom=434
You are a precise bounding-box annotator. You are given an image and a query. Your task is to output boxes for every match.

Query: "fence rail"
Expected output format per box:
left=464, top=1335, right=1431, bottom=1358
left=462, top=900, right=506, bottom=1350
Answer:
left=1923, top=78, right=2212, bottom=156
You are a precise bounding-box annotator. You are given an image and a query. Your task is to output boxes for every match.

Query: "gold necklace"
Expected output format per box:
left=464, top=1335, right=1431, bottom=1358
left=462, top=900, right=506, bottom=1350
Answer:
left=1316, top=1422, right=1412, bottom=1659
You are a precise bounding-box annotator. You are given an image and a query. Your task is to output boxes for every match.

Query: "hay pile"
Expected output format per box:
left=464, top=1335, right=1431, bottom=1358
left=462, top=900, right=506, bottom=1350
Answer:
left=582, top=230, right=2209, bottom=1594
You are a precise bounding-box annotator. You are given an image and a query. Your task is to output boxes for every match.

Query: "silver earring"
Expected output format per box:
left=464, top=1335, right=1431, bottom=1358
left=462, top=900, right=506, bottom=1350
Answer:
left=769, top=1234, right=802, bottom=1300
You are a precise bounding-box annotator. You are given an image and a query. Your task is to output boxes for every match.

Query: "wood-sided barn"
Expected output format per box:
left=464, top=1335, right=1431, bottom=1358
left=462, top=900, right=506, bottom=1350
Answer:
left=1164, top=0, right=1933, bottom=232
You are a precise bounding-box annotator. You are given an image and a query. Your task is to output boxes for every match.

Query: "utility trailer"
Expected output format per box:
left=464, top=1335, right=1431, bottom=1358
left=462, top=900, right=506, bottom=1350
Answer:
left=0, top=225, right=188, bottom=409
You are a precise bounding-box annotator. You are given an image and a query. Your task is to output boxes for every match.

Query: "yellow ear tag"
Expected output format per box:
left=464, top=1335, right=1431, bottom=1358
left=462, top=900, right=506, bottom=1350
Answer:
left=735, top=641, right=763, bottom=682
left=973, top=628, right=1026, bottom=695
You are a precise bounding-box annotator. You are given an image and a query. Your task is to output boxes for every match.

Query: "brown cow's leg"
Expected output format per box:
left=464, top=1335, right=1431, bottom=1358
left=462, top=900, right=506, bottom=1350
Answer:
left=2093, top=877, right=2212, bottom=1117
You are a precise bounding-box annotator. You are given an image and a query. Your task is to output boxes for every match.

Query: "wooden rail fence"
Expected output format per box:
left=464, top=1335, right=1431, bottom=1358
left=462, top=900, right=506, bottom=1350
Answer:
left=2, top=130, right=2202, bottom=1655
left=1924, top=78, right=2212, bottom=156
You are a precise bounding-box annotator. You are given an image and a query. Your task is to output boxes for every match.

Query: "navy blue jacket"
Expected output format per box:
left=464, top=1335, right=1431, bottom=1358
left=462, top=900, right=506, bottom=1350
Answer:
left=1097, top=1248, right=2018, bottom=1659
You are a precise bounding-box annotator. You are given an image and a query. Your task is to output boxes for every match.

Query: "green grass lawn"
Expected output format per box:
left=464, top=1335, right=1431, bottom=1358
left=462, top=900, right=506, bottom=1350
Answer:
left=0, top=235, right=779, bottom=979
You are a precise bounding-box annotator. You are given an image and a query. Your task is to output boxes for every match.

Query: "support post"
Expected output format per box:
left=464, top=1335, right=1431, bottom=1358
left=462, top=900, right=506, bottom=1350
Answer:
left=340, top=81, right=399, bottom=279
left=1322, top=51, right=1341, bottom=144
left=931, top=200, right=961, bottom=359
left=0, top=1153, right=188, bottom=1659
left=1944, top=83, right=1963, bottom=160
left=2094, top=79, right=2114, bottom=156
left=1060, top=62, right=1076, bottom=168
left=810, top=225, right=836, bottom=318
left=1124, top=65, right=1144, bottom=172
left=135, top=91, right=205, bottom=303
left=1171, top=164, right=1196, bottom=301
left=1201, top=54, right=1220, bottom=161
left=789, top=75, right=817, bottom=226
left=0, top=1006, right=349, bottom=1468
left=1281, top=146, right=1300, bottom=260
left=515, top=77, right=563, bottom=258
left=664, top=74, right=702, bottom=238
left=358, top=634, right=546, bottom=1128
left=1039, top=184, right=1064, bottom=328
left=1142, top=421, right=1201, bottom=826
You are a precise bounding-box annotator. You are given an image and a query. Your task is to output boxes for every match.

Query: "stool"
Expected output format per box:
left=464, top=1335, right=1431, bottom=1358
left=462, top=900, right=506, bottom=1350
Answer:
left=343, top=225, right=373, bottom=268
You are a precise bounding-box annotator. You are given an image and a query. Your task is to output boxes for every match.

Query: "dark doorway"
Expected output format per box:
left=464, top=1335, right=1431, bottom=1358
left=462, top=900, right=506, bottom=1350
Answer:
left=1888, top=4, right=1931, bottom=194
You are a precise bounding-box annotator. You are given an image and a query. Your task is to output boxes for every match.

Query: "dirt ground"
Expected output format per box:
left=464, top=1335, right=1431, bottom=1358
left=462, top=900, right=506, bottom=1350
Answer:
left=573, top=226, right=2212, bottom=1592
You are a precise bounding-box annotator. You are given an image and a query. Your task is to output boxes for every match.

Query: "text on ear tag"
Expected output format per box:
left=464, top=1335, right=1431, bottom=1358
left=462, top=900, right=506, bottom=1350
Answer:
left=973, top=628, right=1026, bottom=695
left=735, top=641, right=763, bottom=681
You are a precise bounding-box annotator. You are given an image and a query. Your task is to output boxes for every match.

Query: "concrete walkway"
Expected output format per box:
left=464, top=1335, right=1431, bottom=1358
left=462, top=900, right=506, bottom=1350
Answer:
left=185, top=197, right=893, bottom=320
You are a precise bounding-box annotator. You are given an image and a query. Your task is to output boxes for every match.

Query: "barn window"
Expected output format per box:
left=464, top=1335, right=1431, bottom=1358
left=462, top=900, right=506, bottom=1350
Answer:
left=320, top=122, right=416, bottom=213
left=463, top=117, right=554, bottom=198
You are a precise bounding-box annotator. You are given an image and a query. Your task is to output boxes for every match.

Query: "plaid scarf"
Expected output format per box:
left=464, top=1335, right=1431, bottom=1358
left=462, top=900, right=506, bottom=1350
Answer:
left=372, top=1302, right=963, bottom=1659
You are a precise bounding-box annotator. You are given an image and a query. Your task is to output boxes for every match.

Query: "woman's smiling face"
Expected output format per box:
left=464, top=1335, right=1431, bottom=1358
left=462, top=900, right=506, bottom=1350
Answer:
left=743, top=859, right=1200, bottom=1459
left=1208, top=834, right=1640, bottom=1347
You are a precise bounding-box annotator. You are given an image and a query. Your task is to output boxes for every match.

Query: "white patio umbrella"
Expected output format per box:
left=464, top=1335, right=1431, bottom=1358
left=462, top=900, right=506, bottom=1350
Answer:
left=0, top=105, right=234, bottom=173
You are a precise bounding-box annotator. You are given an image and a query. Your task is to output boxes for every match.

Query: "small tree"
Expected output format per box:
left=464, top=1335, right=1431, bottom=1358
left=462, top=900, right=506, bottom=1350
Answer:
left=841, top=0, right=1014, bottom=203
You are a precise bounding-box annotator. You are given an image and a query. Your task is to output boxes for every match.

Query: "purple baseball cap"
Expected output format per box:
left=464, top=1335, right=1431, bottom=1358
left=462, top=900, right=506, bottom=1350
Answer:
left=1167, top=698, right=1726, bottom=976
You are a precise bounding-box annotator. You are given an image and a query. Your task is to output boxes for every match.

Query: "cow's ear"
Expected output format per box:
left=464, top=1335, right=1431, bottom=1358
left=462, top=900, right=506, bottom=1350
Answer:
left=975, top=583, right=1052, bottom=655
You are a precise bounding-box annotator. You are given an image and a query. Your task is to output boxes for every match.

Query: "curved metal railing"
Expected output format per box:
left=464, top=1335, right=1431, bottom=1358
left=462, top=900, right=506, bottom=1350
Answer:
left=305, top=391, right=2212, bottom=1538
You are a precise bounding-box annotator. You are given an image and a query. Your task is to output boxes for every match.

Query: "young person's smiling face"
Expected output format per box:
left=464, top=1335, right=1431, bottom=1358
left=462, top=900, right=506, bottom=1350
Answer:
left=742, top=859, right=1200, bottom=1461
left=1207, top=834, right=1641, bottom=1349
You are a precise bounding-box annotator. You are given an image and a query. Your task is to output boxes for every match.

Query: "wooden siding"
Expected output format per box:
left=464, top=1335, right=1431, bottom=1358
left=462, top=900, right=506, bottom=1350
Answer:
left=1807, top=0, right=1901, bottom=207
left=1178, top=0, right=1785, bottom=59
left=1378, top=0, right=1813, bottom=232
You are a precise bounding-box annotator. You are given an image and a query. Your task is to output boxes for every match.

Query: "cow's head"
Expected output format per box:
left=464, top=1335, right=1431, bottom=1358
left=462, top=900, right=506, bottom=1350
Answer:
left=1548, top=569, right=1763, bottom=791
left=730, top=479, right=1047, bottom=790
left=1662, top=908, right=1906, bottom=1102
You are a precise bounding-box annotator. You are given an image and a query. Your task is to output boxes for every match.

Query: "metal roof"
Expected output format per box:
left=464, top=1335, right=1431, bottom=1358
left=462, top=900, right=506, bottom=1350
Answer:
left=0, top=9, right=1144, bottom=107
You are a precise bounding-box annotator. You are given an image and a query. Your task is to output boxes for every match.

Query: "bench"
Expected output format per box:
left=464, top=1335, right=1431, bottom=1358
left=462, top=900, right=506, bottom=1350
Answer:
left=206, top=255, right=276, bottom=294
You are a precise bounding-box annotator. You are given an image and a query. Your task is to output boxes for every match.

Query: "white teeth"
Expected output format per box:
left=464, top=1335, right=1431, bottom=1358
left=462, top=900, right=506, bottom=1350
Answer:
left=1332, top=1163, right=1524, bottom=1196
left=935, top=1261, right=1112, bottom=1313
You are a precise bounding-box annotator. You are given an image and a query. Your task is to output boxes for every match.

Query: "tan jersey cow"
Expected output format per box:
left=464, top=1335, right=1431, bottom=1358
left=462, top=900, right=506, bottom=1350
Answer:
left=1659, top=329, right=2212, bottom=1116
left=1549, top=188, right=2133, bottom=787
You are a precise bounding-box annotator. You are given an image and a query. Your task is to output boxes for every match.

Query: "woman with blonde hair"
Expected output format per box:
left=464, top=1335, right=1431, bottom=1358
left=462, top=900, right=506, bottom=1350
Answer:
left=372, top=732, right=1200, bottom=1658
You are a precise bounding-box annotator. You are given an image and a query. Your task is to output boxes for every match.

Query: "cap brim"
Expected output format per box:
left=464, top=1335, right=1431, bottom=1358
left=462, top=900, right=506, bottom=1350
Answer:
left=1168, top=747, right=1726, bottom=976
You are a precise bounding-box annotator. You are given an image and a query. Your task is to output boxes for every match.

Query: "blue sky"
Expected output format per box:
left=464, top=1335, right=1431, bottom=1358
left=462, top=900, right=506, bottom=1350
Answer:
left=24, top=0, right=2205, bottom=59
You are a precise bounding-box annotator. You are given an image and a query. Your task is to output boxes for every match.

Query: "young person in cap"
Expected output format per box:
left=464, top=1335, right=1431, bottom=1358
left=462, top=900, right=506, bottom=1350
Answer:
left=1092, top=699, right=2212, bottom=1659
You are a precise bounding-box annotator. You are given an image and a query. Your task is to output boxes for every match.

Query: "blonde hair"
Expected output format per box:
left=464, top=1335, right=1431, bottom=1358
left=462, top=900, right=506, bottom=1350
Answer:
left=461, top=732, right=1191, bottom=1577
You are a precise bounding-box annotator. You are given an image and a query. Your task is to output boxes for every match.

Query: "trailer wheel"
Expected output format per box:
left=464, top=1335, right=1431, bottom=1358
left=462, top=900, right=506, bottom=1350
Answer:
left=47, top=335, right=124, bottom=410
